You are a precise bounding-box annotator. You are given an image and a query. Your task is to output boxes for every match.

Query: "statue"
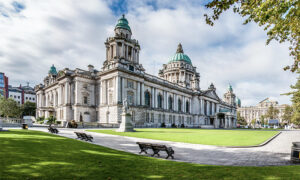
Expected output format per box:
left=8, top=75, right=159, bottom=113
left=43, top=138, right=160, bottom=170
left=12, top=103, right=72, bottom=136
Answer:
left=122, top=98, right=129, bottom=113
left=117, top=98, right=135, bottom=132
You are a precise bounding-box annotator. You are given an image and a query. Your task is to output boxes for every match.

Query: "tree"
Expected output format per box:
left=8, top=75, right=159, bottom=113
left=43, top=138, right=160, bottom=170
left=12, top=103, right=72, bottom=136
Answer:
left=47, top=116, right=56, bottom=125
left=21, top=101, right=36, bottom=116
left=251, top=118, right=256, bottom=127
left=204, top=0, right=299, bottom=72
left=237, top=111, right=247, bottom=125
left=260, top=115, right=265, bottom=126
left=282, top=105, right=293, bottom=124
left=265, top=105, right=279, bottom=120
left=284, top=70, right=300, bottom=125
left=0, top=97, right=22, bottom=118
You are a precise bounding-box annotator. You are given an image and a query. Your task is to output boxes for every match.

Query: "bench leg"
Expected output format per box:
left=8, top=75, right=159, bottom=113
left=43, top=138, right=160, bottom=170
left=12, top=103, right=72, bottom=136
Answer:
left=152, top=150, right=160, bottom=157
left=139, top=149, right=147, bottom=154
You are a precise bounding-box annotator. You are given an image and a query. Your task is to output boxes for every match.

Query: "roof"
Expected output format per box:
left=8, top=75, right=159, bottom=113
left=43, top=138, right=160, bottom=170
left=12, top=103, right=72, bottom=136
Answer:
left=115, top=14, right=131, bottom=32
left=168, top=43, right=192, bottom=65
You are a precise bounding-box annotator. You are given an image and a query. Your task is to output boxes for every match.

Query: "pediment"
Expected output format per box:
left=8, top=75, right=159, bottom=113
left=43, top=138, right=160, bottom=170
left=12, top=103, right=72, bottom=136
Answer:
left=204, top=90, right=220, bottom=100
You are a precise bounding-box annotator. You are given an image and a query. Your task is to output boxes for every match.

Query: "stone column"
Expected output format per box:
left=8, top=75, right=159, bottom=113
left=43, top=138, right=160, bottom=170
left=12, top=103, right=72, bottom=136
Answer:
left=137, top=82, right=140, bottom=105
left=122, top=78, right=125, bottom=103
left=116, top=43, right=119, bottom=57
left=115, top=76, right=120, bottom=104
left=154, top=88, right=157, bottom=108
left=141, top=83, right=145, bottom=105
left=65, top=82, right=70, bottom=105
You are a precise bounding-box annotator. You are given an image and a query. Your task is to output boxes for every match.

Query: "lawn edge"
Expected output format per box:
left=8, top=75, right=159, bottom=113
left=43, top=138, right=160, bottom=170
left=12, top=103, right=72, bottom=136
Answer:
left=224, top=131, right=282, bottom=148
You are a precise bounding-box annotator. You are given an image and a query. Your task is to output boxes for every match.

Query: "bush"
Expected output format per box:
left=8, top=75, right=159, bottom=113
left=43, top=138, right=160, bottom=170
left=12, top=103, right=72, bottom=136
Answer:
left=68, top=120, right=78, bottom=128
left=181, top=124, right=185, bottom=128
left=160, top=122, right=166, bottom=128
left=47, top=116, right=56, bottom=125
left=171, top=123, right=177, bottom=128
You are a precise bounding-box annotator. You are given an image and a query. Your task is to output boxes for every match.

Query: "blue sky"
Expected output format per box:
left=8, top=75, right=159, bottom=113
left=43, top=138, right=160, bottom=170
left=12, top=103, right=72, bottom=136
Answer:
left=0, top=0, right=296, bottom=106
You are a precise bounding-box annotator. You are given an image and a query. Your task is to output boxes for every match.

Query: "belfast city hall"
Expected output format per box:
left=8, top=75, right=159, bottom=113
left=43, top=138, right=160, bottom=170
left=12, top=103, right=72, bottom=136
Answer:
left=35, top=15, right=239, bottom=128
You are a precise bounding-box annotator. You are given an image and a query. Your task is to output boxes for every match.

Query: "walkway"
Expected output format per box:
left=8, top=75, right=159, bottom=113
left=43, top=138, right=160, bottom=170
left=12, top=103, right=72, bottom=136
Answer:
left=31, top=128, right=300, bottom=166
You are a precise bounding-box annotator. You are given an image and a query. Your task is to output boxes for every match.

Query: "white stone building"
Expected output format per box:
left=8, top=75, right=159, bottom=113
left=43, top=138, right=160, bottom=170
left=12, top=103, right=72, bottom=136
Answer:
left=35, top=15, right=238, bottom=128
left=238, top=98, right=288, bottom=124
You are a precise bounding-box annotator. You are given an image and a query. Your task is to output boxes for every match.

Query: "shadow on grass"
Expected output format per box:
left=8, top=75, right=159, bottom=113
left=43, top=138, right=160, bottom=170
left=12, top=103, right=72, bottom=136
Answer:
left=1, top=130, right=300, bottom=179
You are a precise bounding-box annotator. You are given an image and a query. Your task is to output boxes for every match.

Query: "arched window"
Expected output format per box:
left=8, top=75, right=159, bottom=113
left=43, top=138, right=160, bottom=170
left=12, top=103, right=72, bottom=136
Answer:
left=157, top=94, right=163, bottom=108
left=178, top=99, right=182, bottom=111
left=168, top=96, right=173, bottom=110
left=145, top=91, right=151, bottom=107
left=186, top=100, right=190, bottom=113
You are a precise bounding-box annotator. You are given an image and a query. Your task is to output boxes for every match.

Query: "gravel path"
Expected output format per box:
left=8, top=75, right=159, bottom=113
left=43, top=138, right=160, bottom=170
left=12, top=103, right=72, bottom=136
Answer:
left=29, top=127, right=300, bottom=166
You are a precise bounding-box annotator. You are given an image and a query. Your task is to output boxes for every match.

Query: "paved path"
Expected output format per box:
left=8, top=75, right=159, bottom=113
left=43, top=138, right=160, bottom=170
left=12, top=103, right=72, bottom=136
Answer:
left=30, top=128, right=300, bottom=166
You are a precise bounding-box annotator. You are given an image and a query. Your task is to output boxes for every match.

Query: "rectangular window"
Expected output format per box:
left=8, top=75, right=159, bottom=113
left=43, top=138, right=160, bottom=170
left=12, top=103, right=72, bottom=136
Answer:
left=84, top=96, right=88, bottom=104
left=127, top=80, right=134, bottom=89
left=151, top=113, right=154, bottom=123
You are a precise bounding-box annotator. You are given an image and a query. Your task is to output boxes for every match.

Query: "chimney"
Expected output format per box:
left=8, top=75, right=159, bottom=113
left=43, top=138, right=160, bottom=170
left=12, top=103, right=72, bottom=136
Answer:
left=88, top=64, right=94, bottom=73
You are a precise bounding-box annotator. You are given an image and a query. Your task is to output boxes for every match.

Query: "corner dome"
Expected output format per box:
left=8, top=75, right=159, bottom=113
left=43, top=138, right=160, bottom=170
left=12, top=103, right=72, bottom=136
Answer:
left=49, top=64, right=57, bottom=75
left=168, top=43, right=192, bottom=65
left=236, top=97, right=241, bottom=106
left=115, top=14, right=131, bottom=32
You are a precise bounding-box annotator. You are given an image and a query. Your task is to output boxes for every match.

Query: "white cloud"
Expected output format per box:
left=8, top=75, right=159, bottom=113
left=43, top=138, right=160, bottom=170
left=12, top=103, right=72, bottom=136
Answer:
left=0, top=0, right=296, bottom=106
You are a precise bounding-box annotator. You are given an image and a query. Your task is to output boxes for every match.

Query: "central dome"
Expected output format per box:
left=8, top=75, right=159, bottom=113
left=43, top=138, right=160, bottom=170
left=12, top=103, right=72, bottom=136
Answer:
left=115, top=14, right=131, bottom=32
left=168, top=43, right=192, bottom=64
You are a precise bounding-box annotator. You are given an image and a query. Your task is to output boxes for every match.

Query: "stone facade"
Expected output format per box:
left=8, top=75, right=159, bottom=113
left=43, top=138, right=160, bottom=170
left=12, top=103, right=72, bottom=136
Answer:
left=238, top=98, right=288, bottom=124
left=35, top=15, right=238, bottom=128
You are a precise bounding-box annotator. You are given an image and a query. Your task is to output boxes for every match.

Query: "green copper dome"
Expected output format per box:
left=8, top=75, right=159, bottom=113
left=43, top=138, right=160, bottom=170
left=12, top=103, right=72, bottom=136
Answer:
left=115, top=14, right=131, bottom=32
left=236, top=97, right=241, bottom=106
left=49, top=64, right=57, bottom=75
left=228, top=84, right=233, bottom=92
left=168, top=43, right=192, bottom=65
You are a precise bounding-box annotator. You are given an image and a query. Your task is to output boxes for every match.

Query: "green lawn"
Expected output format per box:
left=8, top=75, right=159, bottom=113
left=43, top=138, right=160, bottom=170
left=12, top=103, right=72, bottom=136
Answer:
left=88, top=128, right=279, bottom=146
left=0, top=130, right=300, bottom=179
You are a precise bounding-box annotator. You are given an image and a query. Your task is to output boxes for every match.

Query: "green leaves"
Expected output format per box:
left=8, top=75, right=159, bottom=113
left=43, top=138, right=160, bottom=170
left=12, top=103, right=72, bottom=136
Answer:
left=0, top=97, right=22, bottom=118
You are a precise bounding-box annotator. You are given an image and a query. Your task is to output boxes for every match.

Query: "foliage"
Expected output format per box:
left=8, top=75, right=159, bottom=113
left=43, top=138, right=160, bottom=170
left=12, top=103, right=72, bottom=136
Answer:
left=1, top=130, right=299, bottom=179
left=204, top=0, right=300, bottom=72
left=282, top=105, right=294, bottom=124
left=180, top=124, right=185, bottom=128
left=265, top=105, right=280, bottom=120
left=89, top=128, right=279, bottom=146
left=171, top=123, right=177, bottom=128
left=283, top=70, right=300, bottom=125
left=47, top=116, right=56, bottom=125
left=0, top=97, right=22, bottom=118
left=68, top=120, right=78, bottom=128
left=260, top=115, right=265, bottom=126
left=237, top=112, right=247, bottom=125
left=251, top=119, right=256, bottom=127
left=160, top=122, right=166, bottom=128
left=21, top=101, right=36, bottom=117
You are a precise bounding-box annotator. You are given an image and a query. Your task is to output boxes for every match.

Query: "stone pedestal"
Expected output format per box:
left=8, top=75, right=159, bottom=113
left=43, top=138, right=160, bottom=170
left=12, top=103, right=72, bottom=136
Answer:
left=116, top=113, right=135, bottom=132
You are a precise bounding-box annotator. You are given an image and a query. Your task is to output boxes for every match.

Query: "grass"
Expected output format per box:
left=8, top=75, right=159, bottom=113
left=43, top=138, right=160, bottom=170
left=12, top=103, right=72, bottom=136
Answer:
left=1, top=130, right=300, bottom=179
left=88, top=128, right=279, bottom=146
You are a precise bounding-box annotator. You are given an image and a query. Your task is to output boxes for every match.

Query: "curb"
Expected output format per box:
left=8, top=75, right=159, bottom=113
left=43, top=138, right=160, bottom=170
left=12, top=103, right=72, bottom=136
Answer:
left=224, top=131, right=282, bottom=148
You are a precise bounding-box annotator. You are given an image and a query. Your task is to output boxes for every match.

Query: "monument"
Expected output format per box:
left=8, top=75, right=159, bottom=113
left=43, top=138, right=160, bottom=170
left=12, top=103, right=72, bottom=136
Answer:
left=116, top=98, right=135, bottom=132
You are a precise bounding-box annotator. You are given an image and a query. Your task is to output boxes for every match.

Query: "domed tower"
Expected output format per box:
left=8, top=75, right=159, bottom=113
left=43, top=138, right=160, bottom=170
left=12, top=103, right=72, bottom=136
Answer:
left=223, top=84, right=236, bottom=106
left=103, top=15, right=144, bottom=73
left=159, top=43, right=200, bottom=90
left=48, top=64, right=57, bottom=76
left=236, top=97, right=241, bottom=107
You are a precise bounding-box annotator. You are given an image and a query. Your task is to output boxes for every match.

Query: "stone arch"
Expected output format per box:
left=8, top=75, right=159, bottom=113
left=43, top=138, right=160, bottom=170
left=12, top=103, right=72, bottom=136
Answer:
left=157, top=93, right=163, bottom=108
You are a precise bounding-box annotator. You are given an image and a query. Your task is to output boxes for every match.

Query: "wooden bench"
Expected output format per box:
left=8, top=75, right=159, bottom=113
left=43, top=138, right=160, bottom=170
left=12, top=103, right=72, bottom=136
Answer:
left=48, top=127, right=59, bottom=134
left=136, top=142, right=152, bottom=154
left=74, top=132, right=93, bottom=142
left=136, top=142, right=175, bottom=159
